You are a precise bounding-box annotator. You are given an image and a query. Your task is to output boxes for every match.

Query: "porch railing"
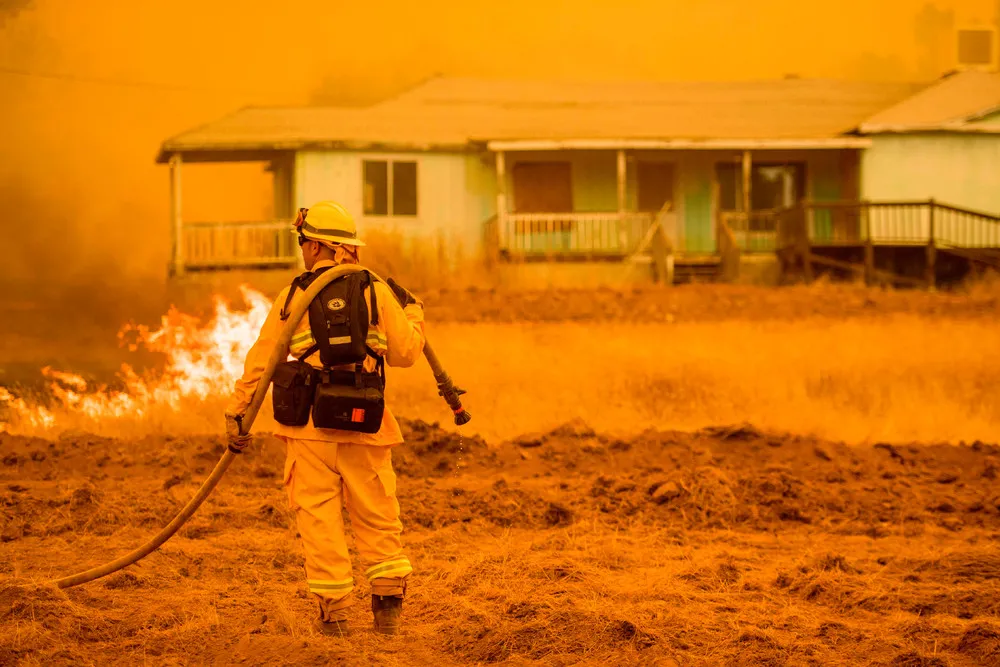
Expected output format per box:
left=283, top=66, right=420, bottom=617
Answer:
left=718, top=210, right=781, bottom=253
left=500, top=212, right=655, bottom=258
left=181, top=220, right=300, bottom=270
left=776, top=199, right=1000, bottom=288
left=776, top=200, right=1000, bottom=249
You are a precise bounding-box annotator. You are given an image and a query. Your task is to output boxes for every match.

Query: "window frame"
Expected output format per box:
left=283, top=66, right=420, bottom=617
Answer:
left=715, top=161, right=807, bottom=212
left=361, top=158, right=418, bottom=218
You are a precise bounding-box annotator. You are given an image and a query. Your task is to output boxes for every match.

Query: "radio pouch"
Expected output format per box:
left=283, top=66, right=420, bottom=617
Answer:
left=312, top=364, right=386, bottom=434
left=271, top=359, right=318, bottom=427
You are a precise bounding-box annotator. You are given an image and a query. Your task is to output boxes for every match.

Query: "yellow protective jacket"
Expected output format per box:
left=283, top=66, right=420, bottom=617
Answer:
left=226, top=260, right=426, bottom=446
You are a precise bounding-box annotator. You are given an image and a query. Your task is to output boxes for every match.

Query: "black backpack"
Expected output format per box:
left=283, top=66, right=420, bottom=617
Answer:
left=281, top=267, right=380, bottom=367
left=271, top=268, right=385, bottom=433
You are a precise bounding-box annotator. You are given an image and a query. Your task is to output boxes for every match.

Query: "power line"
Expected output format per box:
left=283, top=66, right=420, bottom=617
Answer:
left=0, top=64, right=301, bottom=95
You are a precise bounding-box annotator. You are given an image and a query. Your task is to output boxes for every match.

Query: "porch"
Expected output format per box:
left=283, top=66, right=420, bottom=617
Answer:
left=776, top=199, right=1000, bottom=288
left=165, top=152, right=300, bottom=275
left=486, top=140, right=869, bottom=282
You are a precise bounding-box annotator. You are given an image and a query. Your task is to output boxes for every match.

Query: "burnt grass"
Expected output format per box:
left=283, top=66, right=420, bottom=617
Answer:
left=1, top=420, right=999, bottom=665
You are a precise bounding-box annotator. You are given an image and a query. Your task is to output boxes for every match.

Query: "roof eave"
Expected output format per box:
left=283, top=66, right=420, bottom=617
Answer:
left=858, top=123, right=1000, bottom=135
left=156, top=138, right=479, bottom=163
left=485, top=137, right=873, bottom=151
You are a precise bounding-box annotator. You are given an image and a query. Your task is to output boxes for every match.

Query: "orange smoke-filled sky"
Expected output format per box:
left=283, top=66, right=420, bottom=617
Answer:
left=0, top=0, right=997, bottom=285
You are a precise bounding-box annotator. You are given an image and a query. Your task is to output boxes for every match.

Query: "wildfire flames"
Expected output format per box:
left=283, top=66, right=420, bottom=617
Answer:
left=0, top=286, right=272, bottom=435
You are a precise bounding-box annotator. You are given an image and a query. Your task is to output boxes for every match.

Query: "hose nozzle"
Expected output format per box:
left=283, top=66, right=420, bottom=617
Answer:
left=436, top=373, right=471, bottom=426
left=453, top=407, right=472, bottom=426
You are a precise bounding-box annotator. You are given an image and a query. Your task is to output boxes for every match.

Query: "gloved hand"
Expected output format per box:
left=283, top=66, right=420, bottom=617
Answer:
left=386, top=277, right=420, bottom=308
left=225, top=413, right=252, bottom=454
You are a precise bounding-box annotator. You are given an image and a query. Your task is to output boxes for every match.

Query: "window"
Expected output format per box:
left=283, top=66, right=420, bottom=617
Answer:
left=363, top=159, right=418, bottom=216
left=363, top=161, right=388, bottom=215
left=392, top=162, right=418, bottom=216
left=716, top=162, right=805, bottom=211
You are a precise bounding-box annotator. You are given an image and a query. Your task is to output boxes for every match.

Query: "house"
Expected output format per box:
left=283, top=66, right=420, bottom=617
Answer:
left=858, top=70, right=1000, bottom=217
left=156, top=74, right=997, bottom=286
left=763, top=70, right=1000, bottom=288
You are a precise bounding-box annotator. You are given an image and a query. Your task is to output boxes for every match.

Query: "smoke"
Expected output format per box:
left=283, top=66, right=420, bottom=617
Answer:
left=0, top=0, right=31, bottom=26
left=915, top=3, right=956, bottom=79
left=0, top=0, right=988, bottom=308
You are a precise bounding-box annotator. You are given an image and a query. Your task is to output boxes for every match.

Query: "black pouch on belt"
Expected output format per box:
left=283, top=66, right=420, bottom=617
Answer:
left=312, top=364, right=385, bottom=434
left=271, top=360, right=318, bottom=427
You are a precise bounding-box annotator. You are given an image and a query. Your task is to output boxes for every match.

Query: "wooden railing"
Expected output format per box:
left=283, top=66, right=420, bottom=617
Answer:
left=181, top=220, right=299, bottom=270
left=501, top=212, right=655, bottom=257
left=776, top=200, right=1000, bottom=248
left=776, top=200, right=1000, bottom=287
left=935, top=203, right=1000, bottom=248
left=719, top=210, right=781, bottom=253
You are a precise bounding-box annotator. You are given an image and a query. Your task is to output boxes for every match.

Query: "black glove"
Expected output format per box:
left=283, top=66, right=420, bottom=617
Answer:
left=386, top=277, right=419, bottom=307
left=225, top=413, right=252, bottom=454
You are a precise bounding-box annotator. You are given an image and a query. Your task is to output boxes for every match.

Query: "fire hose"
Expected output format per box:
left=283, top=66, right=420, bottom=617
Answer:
left=52, top=265, right=469, bottom=589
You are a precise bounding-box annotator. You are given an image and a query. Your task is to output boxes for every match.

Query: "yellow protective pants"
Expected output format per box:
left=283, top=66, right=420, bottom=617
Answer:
left=279, top=436, right=412, bottom=622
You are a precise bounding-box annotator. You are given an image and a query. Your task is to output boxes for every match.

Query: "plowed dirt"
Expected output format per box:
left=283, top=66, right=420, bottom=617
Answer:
left=2, top=419, right=998, bottom=666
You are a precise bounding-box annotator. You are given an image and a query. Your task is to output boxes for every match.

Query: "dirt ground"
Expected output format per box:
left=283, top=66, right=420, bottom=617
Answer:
left=1, top=420, right=999, bottom=666
left=2, top=283, right=1000, bottom=665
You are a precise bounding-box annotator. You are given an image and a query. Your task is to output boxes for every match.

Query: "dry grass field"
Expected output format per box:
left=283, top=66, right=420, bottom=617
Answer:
left=2, top=282, right=1000, bottom=665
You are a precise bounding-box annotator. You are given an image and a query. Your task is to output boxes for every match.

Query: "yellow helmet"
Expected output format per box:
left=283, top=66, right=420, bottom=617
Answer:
left=294, top=201, right=366, bottom=247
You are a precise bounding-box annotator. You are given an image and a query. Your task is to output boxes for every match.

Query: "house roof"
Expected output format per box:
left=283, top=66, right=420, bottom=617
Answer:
left=858, top=71, right=1000, bottom=134
left=157, top=77, right=922, bottom=161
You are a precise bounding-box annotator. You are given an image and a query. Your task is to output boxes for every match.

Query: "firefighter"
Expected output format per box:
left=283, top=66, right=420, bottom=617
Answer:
left=224, top=201, right=425, bottom=637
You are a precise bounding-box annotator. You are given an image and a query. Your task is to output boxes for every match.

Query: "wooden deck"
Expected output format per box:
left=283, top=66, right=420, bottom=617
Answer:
left=775, top=200, right=1000, bottom=288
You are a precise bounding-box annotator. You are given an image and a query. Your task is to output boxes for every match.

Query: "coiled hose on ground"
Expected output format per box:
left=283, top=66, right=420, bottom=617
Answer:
left=52, top=265, right=468, bottom=589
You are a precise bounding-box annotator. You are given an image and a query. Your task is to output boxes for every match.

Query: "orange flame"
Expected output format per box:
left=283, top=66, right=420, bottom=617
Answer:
left=0, top=286, right=272, bottom=436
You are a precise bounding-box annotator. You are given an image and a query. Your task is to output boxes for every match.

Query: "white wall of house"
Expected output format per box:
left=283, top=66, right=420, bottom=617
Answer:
left=860, top=133, right=1000, bottom=245
left=862, top=134, right=1000, bottom=215
left=294, top=150, right=491, bottom=269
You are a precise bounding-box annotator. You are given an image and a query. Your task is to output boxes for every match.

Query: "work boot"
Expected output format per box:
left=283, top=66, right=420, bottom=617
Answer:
left=372, top=595, right=403, bottom=635
left=314, top=618, right=351, bottom=638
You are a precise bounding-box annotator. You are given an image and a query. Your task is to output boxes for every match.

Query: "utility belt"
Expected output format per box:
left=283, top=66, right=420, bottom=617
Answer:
left=272, top=358, right=385, bottom=434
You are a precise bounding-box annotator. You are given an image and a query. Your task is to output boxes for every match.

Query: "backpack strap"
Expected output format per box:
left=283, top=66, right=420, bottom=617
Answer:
left=280, top=267, right=330, bottom=321
left=352, top=356, right=385, bottom=389
left=279, top=274, right=305, bottom=321
left=362, top=271, right=381, bottom=361
left=367, top=272, right=379, bottom=326
left=297, top=343, right=320, bottom=363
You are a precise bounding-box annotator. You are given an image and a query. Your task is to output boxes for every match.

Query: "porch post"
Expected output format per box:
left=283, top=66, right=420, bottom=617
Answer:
left=169, top=153, right=184, bottom=276
left=496, top=150, right=507, bottom=250
left=926, top=198, right=937, bottom=291
left=741, top=150, right=752, bottom=215
left=616, top=149, right=626, bottom=214
left=617, top=149, right=627, bottom=251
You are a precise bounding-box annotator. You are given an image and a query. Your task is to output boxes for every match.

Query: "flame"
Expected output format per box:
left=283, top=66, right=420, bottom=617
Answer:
left=0, top=286, right=273, bottom=436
